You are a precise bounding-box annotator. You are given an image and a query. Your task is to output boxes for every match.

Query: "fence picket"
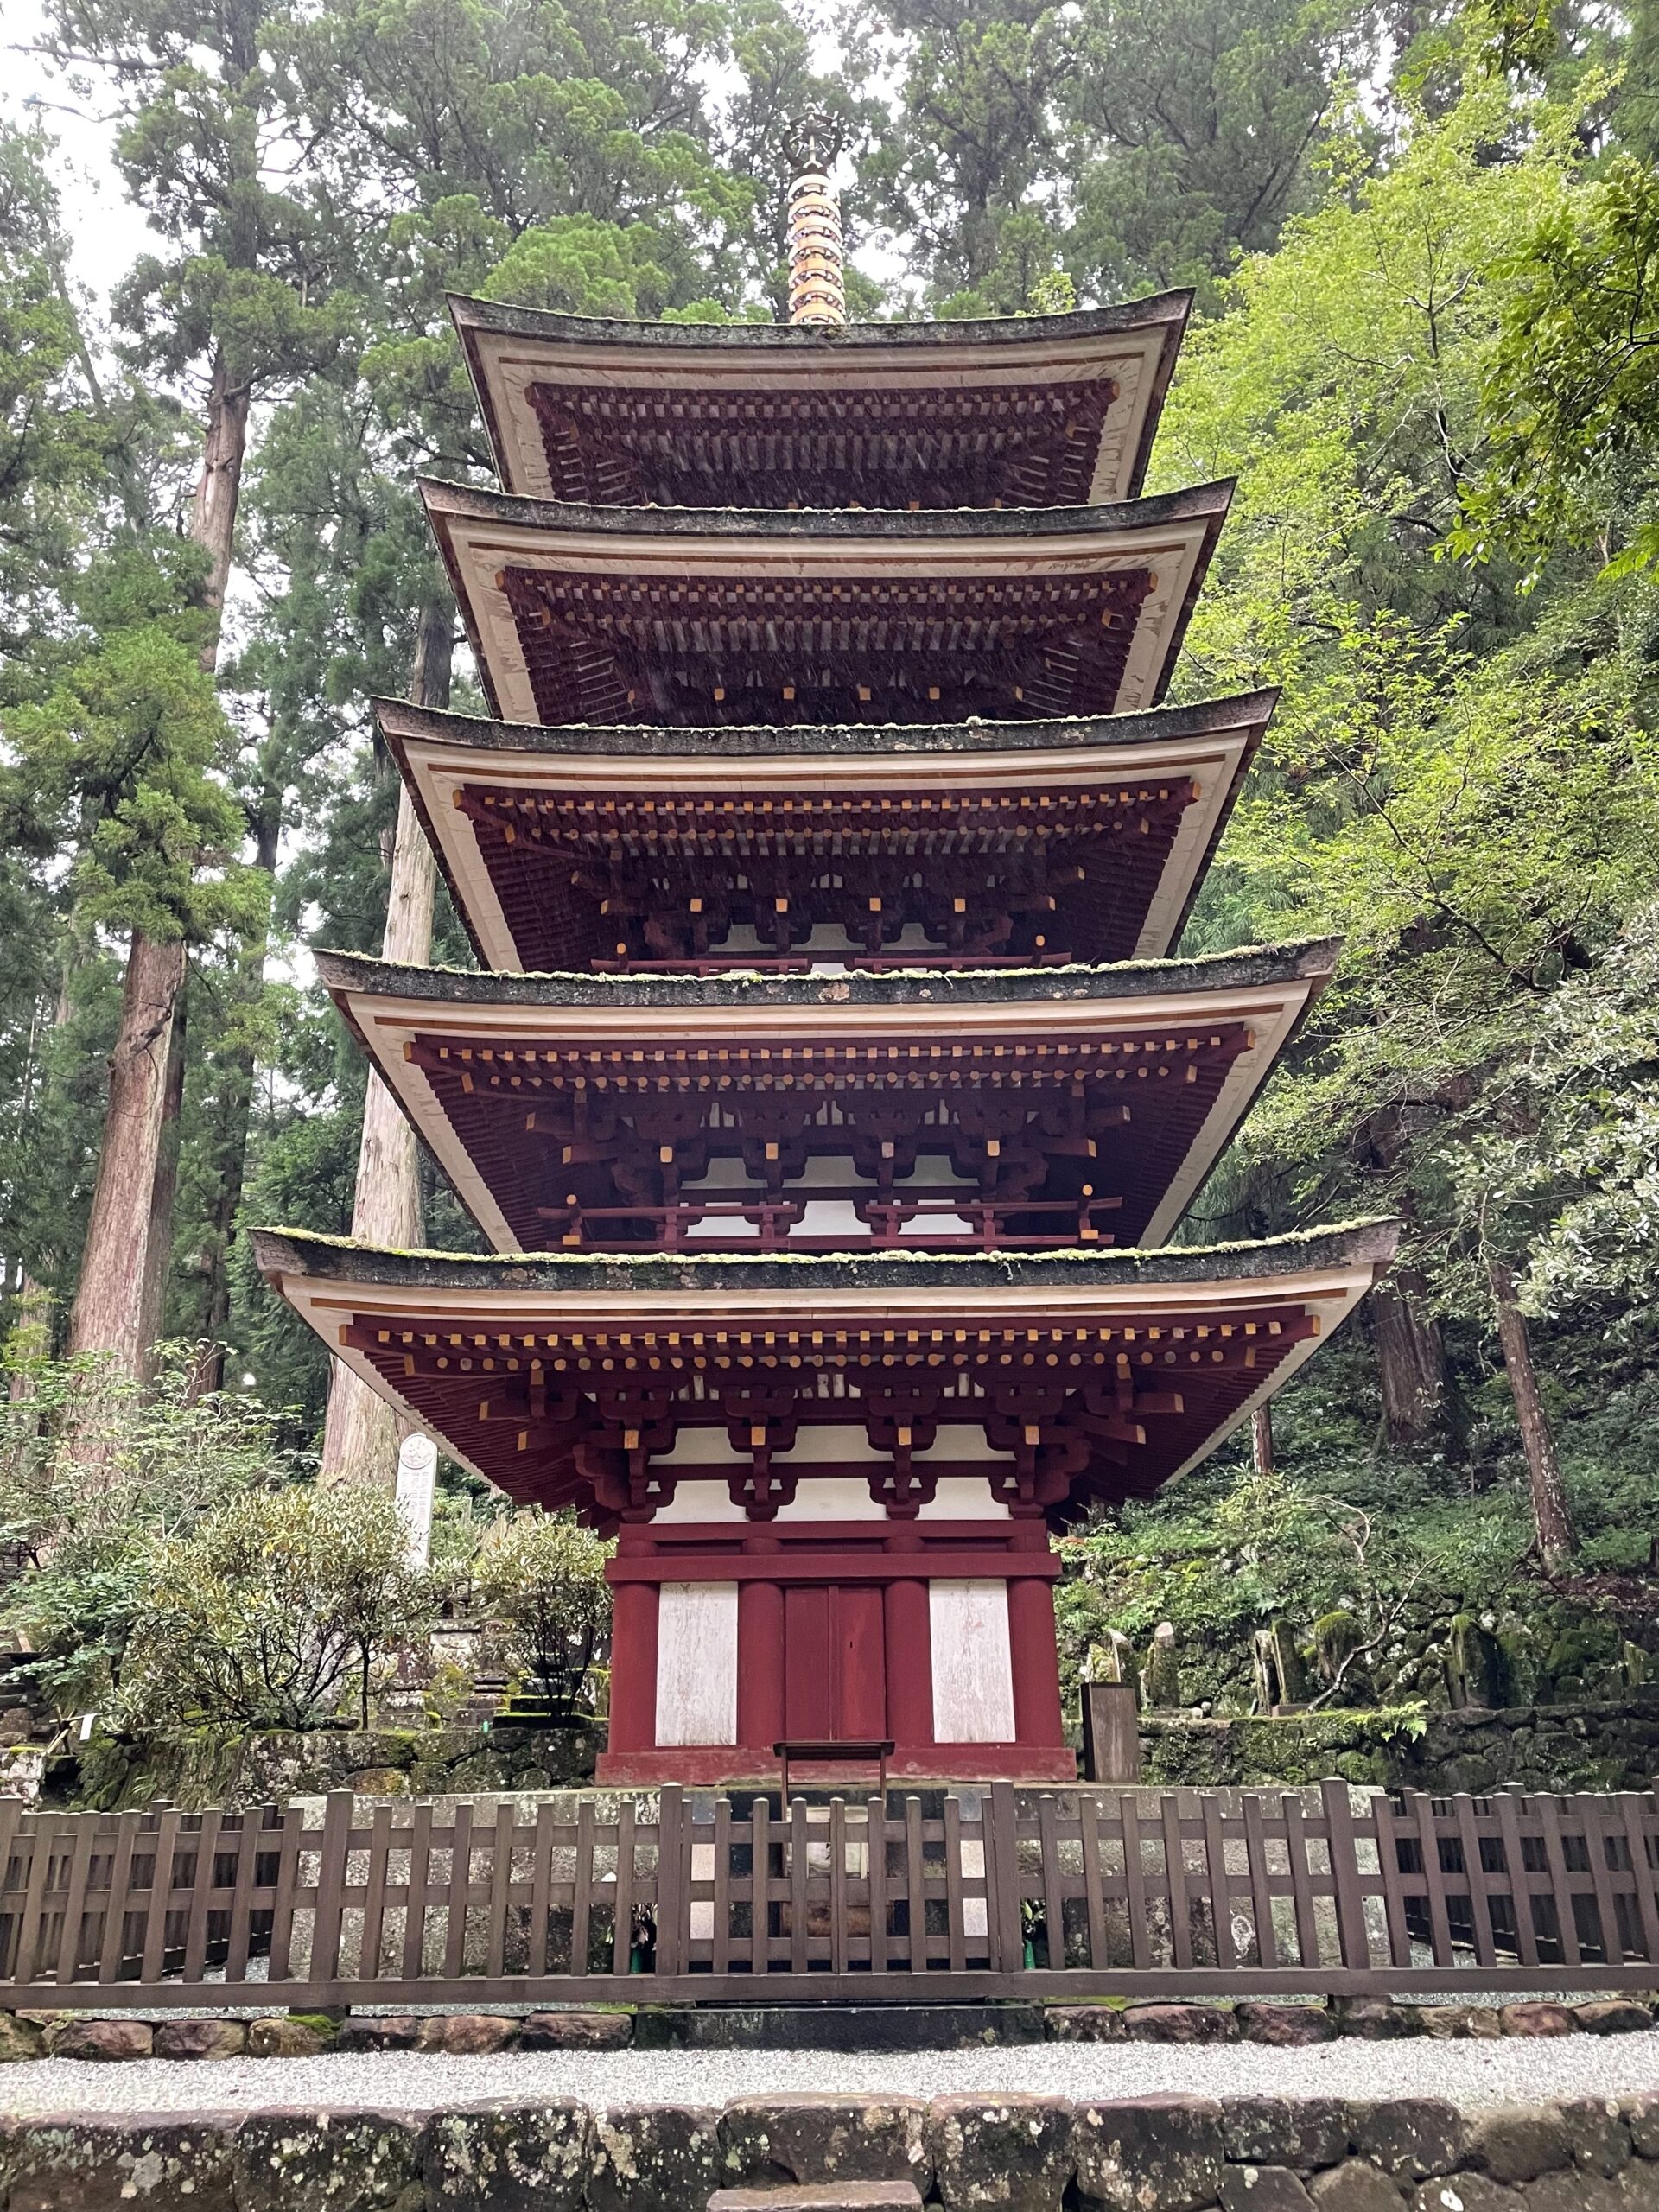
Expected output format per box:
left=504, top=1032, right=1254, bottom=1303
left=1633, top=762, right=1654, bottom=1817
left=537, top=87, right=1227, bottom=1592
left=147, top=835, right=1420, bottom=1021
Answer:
left=54, top=1815, right=97, bottom=1986
left=1618, top=1794, right=1659, bottom=1964
left=1160, top=1796, right=1192, bottom=1969
left=654, top=1787, right=684, bottom=1976
left=98, top=1810, right=141, bottom=1984
left=138, top=1809, right=181, bottom=1986
left=612, top=1798, right=637, bottom=1975
left=401, top=1802, right=433, bottom=1980
left=867, top=1795, right=889, bottom=1974
left=903, top=1795, right=926, bottom=1973
left=1321, top=1781, right=1373, bottom=1971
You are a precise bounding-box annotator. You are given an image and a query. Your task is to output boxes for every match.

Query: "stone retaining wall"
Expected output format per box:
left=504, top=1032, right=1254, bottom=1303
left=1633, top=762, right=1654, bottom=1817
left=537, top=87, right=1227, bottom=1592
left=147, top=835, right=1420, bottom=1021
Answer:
left=1140, top=1688, right=1659, bottom=1794
left=2, top=2089, right=1658, bottom=2209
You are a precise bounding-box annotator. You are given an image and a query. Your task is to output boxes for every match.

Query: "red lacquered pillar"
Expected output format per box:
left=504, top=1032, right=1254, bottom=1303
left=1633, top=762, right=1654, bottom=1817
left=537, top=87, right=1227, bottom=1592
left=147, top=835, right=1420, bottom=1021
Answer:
left=883, top=1573, right=933, bottom=1749
left=607, top=1578, right=660, bottom=1754
left=1007, top=1574, right=1066, bottom=1748
left=738, top=1577, right=785, bottom=1755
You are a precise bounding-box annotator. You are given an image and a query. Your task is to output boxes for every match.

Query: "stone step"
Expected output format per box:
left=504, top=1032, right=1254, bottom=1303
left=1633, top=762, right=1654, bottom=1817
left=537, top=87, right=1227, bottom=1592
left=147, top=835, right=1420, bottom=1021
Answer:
left=709, top=2188, right=925, bottom=2212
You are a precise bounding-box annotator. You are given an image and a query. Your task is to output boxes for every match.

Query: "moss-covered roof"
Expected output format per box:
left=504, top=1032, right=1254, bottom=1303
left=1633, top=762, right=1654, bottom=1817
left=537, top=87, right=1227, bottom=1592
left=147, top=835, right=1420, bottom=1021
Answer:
left=420, top=474, right=1233, bottom=537
left=311, top=937, right=1340, bottom=1012
left=448, top=289, right=1193, bottom=353
left=252, top=1217, right=1401, bottom=1295
left=373, top=688, right=1278, bottom=761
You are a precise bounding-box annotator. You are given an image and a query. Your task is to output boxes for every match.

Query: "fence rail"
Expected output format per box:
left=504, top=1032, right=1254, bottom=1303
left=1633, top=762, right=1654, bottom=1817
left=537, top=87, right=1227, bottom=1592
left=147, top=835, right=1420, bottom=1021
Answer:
left=2, top=1783, right=1656, bottom=2010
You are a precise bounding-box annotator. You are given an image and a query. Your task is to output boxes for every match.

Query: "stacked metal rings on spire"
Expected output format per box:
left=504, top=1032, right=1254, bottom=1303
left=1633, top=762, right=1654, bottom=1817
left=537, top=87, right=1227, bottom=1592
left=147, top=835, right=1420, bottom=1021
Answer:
left=787, top=167, right=846, bottom=327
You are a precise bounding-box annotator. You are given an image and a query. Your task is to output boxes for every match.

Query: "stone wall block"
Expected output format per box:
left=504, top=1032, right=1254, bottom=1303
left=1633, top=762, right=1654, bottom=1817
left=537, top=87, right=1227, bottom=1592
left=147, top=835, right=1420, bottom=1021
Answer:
left=1346, top=2102, right=1470, bottom=2182
left=1072, top=2096, right=1226, bottom=2212
left=1332, top=1999, right=1420, bottom=2041
left=1622, top=2094, right=1659, bottom=2158
left=1307, top=2161, right=1407, bottom=2211
left=4, top=2114, right=240, bottom=2211
left=1219, top=2170, right=1314, bottom=2211
left=337, top=2016, right=421, bottom=2052
left=1419, top=2008, right=1502, bottom=2041
left=42, top=2019, right=154, bottom=2062
left=1046, top=2005, right=1128, bottom=2042
left=1497, top=2005, right=1574, bottom=2038
left=1124, top=2004, right=1238, bottom=2044
left=1553, top=2099, right=1632, bottom=2178
left=1465, top=2110, right=1571, bottom=2184
left=588, top=2102, right=721, bottom=2212
left=152, top=2018, right=247, bottom=2060
left=1221, top=2098, right=1349, bottom=2171
left=415, top=2015, right=518, bottom=2056
left=1235, top=2005, right=1338, bottom=2047
left=246, top=2016, right=335, bottom=2057
left=422, top=2101, right=591, bottom=2212
left=0, top=2012, right=46, bottom=2061
left=518, top=2011, right=632, bottom=2050
left=927, top=2094, right=1075, bottom=2210
left=719, top=2095, right=932, bottom=2190
left=234, top=2107, right=428, bottom=2212
left=1407, top=2178, right=1518, bottom=2212
left=1576, top=2003, right=1656, bottom=2037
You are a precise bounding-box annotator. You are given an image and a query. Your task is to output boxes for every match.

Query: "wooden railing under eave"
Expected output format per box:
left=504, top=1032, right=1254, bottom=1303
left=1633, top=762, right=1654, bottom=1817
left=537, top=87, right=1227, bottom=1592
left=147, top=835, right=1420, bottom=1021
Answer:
left=1, top=1783, right=1656, bottom=2009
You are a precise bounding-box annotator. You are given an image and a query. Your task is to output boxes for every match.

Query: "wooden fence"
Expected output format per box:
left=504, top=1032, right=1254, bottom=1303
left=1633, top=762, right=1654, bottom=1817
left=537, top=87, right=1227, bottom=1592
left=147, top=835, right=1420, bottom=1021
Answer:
left=1, top=1783, right=1656, bottom=2010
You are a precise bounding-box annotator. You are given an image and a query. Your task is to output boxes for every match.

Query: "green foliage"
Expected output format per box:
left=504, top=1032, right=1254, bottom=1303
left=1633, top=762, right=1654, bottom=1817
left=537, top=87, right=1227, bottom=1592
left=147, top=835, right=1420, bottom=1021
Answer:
left=468, top=1512, right=612, bottom=1723
left=1455, top=151, right=1659, bottom=583
left=119, top=1484, right=435, bottom=1732
left=0, top=1341, right=304, bottom=1712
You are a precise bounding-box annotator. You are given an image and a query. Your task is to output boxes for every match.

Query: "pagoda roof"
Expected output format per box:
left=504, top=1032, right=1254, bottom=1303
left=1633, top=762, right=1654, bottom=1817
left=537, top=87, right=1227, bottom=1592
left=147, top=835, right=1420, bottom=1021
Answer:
left=421, top=478, right=1232, bottom=730
left=251, top=1220, right=1400, bottom=1522
left=375, top=690, right=1276, bottom=972
left=313, top=939, right=1338, bottom=1256
left=449, top=289, right=1192, bottom=511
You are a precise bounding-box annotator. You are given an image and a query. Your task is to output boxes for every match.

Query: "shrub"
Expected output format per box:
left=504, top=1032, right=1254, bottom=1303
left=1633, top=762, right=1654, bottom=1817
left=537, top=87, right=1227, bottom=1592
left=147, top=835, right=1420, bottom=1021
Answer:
left=118, top=1484, right=434, bottom=1732
left=470, top=1513, right=611, bottom=1724
left=0, top=1341, right=302, bottom=1713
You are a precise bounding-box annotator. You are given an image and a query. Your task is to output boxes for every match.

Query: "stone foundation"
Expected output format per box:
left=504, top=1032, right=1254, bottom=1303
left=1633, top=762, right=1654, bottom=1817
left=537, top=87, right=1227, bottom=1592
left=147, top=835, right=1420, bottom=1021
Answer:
left=1, top=2092, right=1657, bottom=2209
left=7, top=1998, right=1652, bottom=2061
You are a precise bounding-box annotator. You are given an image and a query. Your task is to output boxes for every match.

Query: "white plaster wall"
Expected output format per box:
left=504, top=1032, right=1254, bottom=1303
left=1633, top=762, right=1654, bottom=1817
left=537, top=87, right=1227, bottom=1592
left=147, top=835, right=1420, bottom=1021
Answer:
left=929, top=1580, right=1015, bottom=1742
left=654, top=1583, right=739, bottom=1745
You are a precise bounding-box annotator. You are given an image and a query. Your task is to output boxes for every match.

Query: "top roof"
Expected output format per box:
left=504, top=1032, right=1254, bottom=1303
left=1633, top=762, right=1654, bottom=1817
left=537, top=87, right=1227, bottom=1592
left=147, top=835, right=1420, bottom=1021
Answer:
left=450, top=290, right=1192, bottom=512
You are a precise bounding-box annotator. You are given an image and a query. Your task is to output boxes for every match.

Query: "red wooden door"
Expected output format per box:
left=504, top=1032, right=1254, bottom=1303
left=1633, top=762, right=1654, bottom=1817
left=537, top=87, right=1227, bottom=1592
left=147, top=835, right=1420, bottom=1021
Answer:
left=784, top=1584, right=887, bottom=1739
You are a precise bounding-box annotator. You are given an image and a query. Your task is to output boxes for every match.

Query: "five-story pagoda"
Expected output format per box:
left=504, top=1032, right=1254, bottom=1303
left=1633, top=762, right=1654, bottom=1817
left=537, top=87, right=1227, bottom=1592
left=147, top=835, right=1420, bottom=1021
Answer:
left=257, top=160, right=1398, bottom=1786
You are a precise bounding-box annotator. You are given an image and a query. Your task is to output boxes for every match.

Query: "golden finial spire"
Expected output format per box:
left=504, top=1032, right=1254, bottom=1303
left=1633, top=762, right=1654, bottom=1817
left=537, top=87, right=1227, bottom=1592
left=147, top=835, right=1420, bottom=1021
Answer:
left=787, top=120, right=845, bottom=327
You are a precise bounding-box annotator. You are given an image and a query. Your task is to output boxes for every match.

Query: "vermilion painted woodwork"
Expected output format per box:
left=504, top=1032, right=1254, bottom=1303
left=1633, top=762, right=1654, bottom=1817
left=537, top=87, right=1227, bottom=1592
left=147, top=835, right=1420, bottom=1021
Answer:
left=605, top=1580, right=658, bottom=1754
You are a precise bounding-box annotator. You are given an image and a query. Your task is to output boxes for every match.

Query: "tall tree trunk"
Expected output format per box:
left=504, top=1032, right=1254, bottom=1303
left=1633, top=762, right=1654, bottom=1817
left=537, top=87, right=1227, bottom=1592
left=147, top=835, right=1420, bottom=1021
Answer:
left=1250, top=1402, right=1274, bottom=1476
left=192, top=812, right=278, bottom=1387
left=66, top=933, right=188, bottom=1377
left=320, top=595, right=454, bottom=1489
left=1488, top=1258, right=1575, bottom=1569
left=72, top=347, right=251, bottom=1375
left=136, top=980, right=188, bottom=1368
left=191, top=346, right=251, bottom=667
left=1371, top=1263, right=1452, bottom=1446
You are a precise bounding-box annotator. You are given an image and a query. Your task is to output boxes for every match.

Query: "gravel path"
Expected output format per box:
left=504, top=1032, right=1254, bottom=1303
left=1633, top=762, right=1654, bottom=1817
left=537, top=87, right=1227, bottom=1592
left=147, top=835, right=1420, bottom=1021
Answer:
left=3, top=2035, right=1657, bottom=2115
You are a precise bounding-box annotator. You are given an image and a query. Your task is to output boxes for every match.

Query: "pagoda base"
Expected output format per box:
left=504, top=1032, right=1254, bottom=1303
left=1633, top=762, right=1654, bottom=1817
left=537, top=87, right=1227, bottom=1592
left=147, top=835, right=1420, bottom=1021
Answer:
left=595, top=1742, right=1077, bottom=1787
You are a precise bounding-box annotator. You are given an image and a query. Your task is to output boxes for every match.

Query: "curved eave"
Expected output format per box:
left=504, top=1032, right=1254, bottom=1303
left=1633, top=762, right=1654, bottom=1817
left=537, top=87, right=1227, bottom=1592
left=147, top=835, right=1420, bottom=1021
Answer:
left=448, top=288, right=1192, bottom=507
left=376, top=690, right=1274, bottom=973
left=253, top=1218, right=1400, bottom=1503
left=311, top=940, right=1339, bottom=1258
left=420, top=476, right=1233, bottom=731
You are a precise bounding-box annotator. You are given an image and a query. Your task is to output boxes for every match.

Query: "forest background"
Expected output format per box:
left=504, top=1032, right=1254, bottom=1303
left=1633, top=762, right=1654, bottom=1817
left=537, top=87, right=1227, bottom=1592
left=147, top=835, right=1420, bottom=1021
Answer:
left=5, top=0, right=1659, bottom=1720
